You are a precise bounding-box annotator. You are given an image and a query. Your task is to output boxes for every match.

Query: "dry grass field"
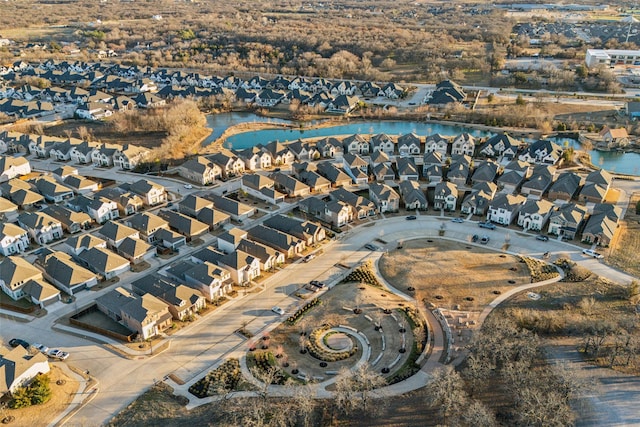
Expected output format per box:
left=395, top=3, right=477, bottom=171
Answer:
left=379, top=239, right=530, bottom=311
left=607, top=192, right=640, bottom=279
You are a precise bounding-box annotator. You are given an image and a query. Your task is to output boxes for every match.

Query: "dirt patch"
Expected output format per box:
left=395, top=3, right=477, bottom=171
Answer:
left=4, top=365, right=79, bottom=427
left=607, top=192, right=640, bottom=278
left=379, top=239, right=529, bottom=311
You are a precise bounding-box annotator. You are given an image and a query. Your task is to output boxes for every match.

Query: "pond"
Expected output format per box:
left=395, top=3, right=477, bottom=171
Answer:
left=205, top=113, right=640, bottom=176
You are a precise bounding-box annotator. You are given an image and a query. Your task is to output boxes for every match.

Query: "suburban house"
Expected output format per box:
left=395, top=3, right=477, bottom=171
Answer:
left=372, top=163, right=396, bottom=182
left=42, top=205, right=91, bottom=234
left=247, top=224, right=305, bottom=258
left=298, top=197, right=353, bottom=228
left=113, top=144, right=149, bottom=170
left=451, top=133, right=476, bottom=156
left=398, top=180, right=428, bottom=210
left=396, top=157, right=420, bottom=181
left=236, top=147, right=273, bottom=171
left=91, top=143, right=120, bottom=167
left=487, top=194, right=527, bottom=225
left=76, top=246, right=130, bottom=280
left=215, top=250, right=261, bottom=285
left=97, top=220, right=140, bottom=248
left=497, top=170, right=525, bottom=195
left=32, top=176, right=74, bottom=203
left=217, top=228, right=248, bottom=254
left=517, top=199, right=556, bottom=231
left=471, top=160, right=499, bottom=186
left=342, top=134, right=369, bottom=155
left=0, top=346, right=50, bottom=395
left=263, top=214, right=326, bottom=245
left=116, top=237, right=155, bottom=264
left=397, top=133, right=422, bottom=156
left=64, top=234, right=107, bottom=256
left=69, top=141, right=98, bottom=164
left=0, top=256, right=45, bottom=301
left=519, top=139, right=563, bottom=165
left=205, top=195, right=256, bottom=222
left=63, top=175, right=99, bottom=194
left=172, top=261, right=233, bottom=302
left=237, top=239, right=285, bottom=271
left=96, top=287, right=172, bottom=340
left=131, top=274, right=206, bottom=321
left=316, top=161, right=352, bottom=187
left=424, top=134, right=450, bottom=156
left=0, top=155, right=31, bottom=182
left=153, top=228, right=187, bottom=251
left=369, top=183, right=400, bottom=213
left=520, top=165, right=557, bottom=200
left=241, top=174, right=286, bottom=204
left=423, top=164, right=443, bottom=184
left=369, top=133, right=395, bottom=154
left=298, top=169, right=331, bottom=193
left=0, top=223, right=29, bottom=256
left=123, top=212, right=170, bottom=243
left=177, top=156, right=222, bottom=185
left=598, top=126, right=629, bottom=149
left=579, top=170, right=612, bottom=204
left=330, top=188, right=377, bottom=219
left=195, top=206, right=231, bottom=231
left=17, top=211, right=64, bottom=244
left=4, top=180, right=44, bottom=209
left=547, top=172, right=583, bottom=202
left=447, top=155, right=471, bottom=187
left=548, top=203, right=587, bottom=239
left=157, top=210, right=209, bottom=241
left=315, top=137, right=344, bottom=159
left=178, top=195, right=213, bottom=218
left=461, top=182, right=497, bottom=216
left=479, top=134, right=520, bottom=159
left=0, top=196, right=18, bottom=222
left=41, top=251, right=98, bottom=295
left=582, top=204, right=622, bottom=247
left=270, top=172, right=310, bottom=197
left=433, top=181, right=458, bottom=211
left=128, top=179, right=167, bottom=206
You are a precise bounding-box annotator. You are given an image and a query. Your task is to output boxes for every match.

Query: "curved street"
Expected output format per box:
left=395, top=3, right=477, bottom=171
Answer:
left=1, top=215, right=638, bottom=426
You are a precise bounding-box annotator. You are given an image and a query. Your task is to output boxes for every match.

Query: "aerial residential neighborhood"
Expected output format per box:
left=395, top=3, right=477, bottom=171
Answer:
left=2, top=0, right=640, bottom=426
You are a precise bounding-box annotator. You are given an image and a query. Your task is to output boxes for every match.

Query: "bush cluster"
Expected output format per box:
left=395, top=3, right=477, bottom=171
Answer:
left=343, top=262, right=382, bottom=288
left=10, top=374, right=51, bottom=408
left=286, top=298, right=321, bottom=325
left=306, top=327, right=356, bottom=362
left=520, top=256, right=560, bottom=282
left=188, top=358, right=242, bottom=398
left=250, top=351, right=287, bottom=385
left=554, top=258, right=592, bottom=282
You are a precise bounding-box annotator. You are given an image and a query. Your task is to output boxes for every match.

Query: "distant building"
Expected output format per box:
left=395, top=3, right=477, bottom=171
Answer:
left=586, top=49, right=640, bottom=68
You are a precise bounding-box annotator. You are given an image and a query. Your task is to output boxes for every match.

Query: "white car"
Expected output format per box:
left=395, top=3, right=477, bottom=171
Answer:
left=184, top=184, right=193, bottom=189
left=582, top=249, right=604, bottom=259
left=303, top=254, right=315, bottom=262
left=271, top=306, right=285, bottom=316
left=48, top=349, right=69, bottom=360
left=33, top=343, right=49, bottom=354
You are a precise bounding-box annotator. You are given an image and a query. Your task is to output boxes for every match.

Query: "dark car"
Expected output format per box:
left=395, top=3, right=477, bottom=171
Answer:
left=309, top=280, right=325, bottom=288
left=472, top=234, right=479, bottom=242
left=9, top=338, right=29, bottom=349
left=478, top=221, right=496, bottom=230
left=480, top=235, right=490, bottom=244
left=536, top=235, right=549, bottom=241
left=406, top=215, right=417, bottom=220
left=364, top=243, right=379, bottom=251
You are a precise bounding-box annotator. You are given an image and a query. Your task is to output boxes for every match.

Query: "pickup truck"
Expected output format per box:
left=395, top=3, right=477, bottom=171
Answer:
left=478, top=221, right=496, bottom=230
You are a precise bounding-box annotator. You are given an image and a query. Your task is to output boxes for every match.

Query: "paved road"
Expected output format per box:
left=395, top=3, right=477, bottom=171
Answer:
left=5, top=213, right=636, bottom=426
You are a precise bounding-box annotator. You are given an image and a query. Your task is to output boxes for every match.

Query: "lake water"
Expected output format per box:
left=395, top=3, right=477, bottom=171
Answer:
left=205, top=112, right=640, bottom=176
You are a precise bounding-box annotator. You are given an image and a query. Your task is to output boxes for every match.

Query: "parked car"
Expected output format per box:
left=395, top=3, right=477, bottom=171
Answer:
left=536, top=235, right=549, bottom=241
left=303, top=254, right=316, bottom=262
left=472, top=235, right=479, bottom=242
left=478, top=221, right=496, bottom=230
left=184, top=184, right=193, bottom=189
left=33, top=343, right=49, bottom=354
left=364, top=243, right=379, bottom=251
left=48, top=349, right=69, bottom=360
left=451, top=218, right=464, bottom=223
left=480, top=235, right=490, bottom=244
left=406, top=215, right=417, bottom=220
left=309, top=280, right=325, bottom=289
left=9, top=338, right=29, bottom=349
left=271, top=306, right=285, bottom=316
left=582, top=249, right=604, bottom=259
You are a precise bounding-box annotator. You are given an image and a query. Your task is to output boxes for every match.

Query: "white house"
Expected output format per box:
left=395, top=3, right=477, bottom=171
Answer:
left=487, top=194, right=526, bottom=225
left=0, top=223, right=30, bottom=256
left=517, top=199, right=555, bottom=231
left=0, top=347, right=50, bottom=395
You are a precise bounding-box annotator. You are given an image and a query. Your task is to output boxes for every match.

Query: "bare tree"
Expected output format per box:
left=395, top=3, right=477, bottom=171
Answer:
left=462, top=400, right=497, bottom=427
left=424, top=366, right=468, bottom=424
left=334, top=363, right=387, bottom=416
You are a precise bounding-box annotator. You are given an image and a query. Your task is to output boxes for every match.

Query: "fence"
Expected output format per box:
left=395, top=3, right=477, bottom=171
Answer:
left=70, top=304, right=137, bottom=342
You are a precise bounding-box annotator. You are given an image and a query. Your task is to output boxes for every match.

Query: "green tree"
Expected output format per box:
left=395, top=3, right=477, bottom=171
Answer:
left=575, top=64, right=588, bottom=79
left=487, top=93, right=495, bottom=103
left=636, top=200, right=640, bottom=215
left=515, top=94, right=526, bottom=105
left=9, top=387, right=31, bottom=409
left=29, top=374, right=52, bottom=405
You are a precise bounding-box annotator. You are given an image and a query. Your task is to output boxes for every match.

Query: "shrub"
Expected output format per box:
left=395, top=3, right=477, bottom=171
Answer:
left=9, top=374, right=52, bottom=408
left=521, top=256, right=560, bottom=282
left=188, top=358, right=243, bottom=398
left=286, top=298, right=321, bottom=325
left=343, top=262, right=382, bottom=288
